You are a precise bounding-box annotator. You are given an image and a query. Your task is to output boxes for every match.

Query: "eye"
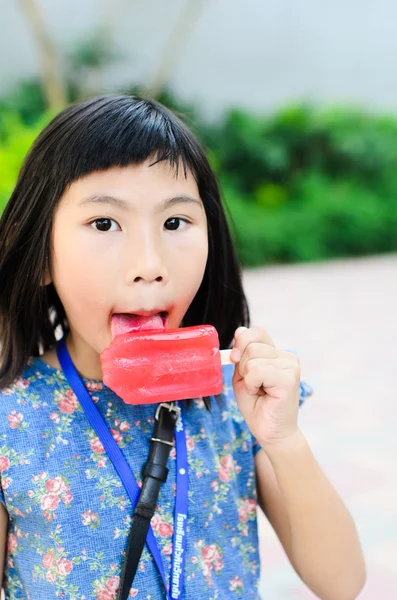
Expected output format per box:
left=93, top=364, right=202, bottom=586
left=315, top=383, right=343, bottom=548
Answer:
left=164, top=217, right=189, bottom=231
left=90, top=218, right=120, bottom=232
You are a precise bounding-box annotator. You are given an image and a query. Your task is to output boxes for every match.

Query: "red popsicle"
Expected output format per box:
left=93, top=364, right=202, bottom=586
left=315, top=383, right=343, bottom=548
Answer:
left=100, top=324, right=232, bottom=405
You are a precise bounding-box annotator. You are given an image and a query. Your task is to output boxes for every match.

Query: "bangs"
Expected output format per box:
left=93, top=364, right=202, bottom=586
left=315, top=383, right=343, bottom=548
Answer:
left=41, top=96, right=201, bottom=188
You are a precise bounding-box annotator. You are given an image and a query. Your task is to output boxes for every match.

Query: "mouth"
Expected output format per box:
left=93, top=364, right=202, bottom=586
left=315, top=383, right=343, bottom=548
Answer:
left=111, top=311, right=168, bottom=339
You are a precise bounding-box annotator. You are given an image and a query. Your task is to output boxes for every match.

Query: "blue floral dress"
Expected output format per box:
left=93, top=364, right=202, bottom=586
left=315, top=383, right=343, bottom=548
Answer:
left=0, top=357, right=311, bottom=599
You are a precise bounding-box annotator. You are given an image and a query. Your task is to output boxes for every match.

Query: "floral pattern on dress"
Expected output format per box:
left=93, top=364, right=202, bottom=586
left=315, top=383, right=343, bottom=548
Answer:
left=0, top=356, right=310, bottom=599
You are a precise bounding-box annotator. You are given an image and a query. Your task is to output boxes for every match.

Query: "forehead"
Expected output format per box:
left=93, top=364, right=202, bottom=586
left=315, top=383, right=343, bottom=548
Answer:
left=59, top=160, right=200, bottom=210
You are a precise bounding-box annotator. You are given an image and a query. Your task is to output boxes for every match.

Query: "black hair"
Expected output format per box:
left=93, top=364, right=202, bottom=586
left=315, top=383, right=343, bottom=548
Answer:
left=0, top=95, right=249, bottom=389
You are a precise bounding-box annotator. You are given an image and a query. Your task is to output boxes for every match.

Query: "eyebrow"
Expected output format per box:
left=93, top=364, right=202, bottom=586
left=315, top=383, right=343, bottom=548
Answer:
left=79, top=194, right=203, bottom=212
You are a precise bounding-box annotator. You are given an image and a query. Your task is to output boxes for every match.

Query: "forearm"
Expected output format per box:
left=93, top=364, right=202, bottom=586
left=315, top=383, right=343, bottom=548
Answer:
left=261, top=430, right=366, bottom=600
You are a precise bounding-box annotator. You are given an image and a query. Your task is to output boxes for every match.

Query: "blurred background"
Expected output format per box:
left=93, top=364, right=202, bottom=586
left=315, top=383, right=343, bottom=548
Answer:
left=0, top=0, right=396, bottom=598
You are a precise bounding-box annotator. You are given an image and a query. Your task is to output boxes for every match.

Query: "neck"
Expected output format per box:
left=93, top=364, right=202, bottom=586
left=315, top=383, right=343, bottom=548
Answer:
left=66, top=332, right=103, bottom=381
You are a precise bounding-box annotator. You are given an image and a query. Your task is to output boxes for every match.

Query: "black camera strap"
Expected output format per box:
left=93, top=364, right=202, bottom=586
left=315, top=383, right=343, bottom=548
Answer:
left=117, top=403, right=180, bottom=599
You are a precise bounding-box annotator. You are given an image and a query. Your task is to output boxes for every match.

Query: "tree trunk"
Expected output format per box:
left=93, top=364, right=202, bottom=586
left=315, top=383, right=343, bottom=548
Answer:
left=19, top=0, right=68, bottom=111
left=144, top=0, right=206, bottom=98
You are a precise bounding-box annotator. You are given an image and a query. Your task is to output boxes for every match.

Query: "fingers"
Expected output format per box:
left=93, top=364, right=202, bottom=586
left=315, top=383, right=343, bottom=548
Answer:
left=231, top=327, right=276, bottom=363
left=236, top=342, right=279, bottom=374
left=234, top=327, right=275, bottom=349
left=243, top=362, right=298, bottom=396
left=231, top=326, right=301, bottom=393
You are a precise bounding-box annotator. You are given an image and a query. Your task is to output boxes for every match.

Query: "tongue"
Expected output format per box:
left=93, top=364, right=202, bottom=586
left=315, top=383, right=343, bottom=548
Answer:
left=111, top=314, right=165, bottom=339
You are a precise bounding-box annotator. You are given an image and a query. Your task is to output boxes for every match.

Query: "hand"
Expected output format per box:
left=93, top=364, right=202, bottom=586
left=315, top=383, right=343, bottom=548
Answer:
left=230, top=327, right=301, bottom=450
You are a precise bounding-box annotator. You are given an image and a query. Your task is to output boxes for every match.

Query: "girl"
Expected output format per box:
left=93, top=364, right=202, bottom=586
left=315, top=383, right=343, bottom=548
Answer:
left=0, top=96, right=365, bottom=600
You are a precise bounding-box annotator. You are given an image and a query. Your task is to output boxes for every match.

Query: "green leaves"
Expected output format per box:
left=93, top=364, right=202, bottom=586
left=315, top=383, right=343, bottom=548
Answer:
left=0, top=113, right=50, bottom=213
left=210, top=105, right=397, bottom=265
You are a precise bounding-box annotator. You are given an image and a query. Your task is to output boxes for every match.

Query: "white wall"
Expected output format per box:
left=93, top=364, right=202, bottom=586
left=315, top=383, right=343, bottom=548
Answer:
left=1, top=0, right=397, bottom=119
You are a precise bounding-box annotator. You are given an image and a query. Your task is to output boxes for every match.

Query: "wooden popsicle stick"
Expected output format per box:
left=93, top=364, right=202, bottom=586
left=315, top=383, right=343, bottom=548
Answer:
left=220, top=349, right=233, bottom=365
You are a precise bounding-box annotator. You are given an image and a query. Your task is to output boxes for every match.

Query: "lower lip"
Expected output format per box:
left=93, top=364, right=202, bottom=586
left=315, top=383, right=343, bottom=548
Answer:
left=111, top=313, right=167, bottom=338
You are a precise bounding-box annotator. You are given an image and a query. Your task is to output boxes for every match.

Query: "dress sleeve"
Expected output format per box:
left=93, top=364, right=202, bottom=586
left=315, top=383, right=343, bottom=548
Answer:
left=252, top=379, right=314, bottom=456
left=0, top=476, right=7, bottom=508
left=252, top=436, right=262, bottom=456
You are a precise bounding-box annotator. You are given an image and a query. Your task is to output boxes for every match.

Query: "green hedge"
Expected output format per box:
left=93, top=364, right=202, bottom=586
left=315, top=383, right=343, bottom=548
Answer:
left=1, top=103, right=397, bottom=266
left=204, top=106, right=397, bottom=264
left=0, top=113, right=50, bottom=214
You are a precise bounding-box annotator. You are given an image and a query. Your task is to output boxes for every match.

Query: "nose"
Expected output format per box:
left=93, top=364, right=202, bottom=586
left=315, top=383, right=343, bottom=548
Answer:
left=124, top=230, right=169, bottom=286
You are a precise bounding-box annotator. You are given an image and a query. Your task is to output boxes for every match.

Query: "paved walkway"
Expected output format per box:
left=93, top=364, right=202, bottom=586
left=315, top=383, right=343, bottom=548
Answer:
left=243, top=254, right=397, bottom=599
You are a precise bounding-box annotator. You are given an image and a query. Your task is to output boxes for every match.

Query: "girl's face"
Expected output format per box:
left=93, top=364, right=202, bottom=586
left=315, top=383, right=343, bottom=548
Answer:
left=49, top=160, right=208, bottom=378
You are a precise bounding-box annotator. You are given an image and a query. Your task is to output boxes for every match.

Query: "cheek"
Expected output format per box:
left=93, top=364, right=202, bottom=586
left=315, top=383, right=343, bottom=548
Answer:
left=170, top=230, right=208, bottom=296
left=51, top=228, right=115, bottom=316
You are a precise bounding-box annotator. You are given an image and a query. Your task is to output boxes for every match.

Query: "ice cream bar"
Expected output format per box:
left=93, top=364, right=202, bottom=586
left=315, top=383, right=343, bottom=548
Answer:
left=100, top=325, right=232, bottom=405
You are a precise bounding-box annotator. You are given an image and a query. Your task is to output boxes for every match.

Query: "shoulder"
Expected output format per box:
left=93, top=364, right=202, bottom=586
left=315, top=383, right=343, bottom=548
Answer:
left=181, top=364, right=248, bottom=436
left=206, top=363, right=255, bottom=442
left=219, top=363, right=244, bottom=420
left=0, top=357, right=65, bottom=417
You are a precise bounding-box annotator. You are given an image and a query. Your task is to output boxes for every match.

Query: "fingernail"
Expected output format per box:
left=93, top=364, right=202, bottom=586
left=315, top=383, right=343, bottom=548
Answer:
left=234, top=326, right=248, bottom=339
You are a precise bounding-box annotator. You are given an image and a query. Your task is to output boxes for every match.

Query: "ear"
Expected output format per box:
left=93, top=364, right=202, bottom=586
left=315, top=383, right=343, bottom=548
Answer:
left=42, top=269, right=52, bottom=286
left=41, top=254, right=52, bottom=286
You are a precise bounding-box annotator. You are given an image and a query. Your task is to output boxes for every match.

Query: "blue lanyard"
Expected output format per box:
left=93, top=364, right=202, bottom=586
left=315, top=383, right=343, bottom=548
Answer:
left=56, top=338, right=189, bottom=600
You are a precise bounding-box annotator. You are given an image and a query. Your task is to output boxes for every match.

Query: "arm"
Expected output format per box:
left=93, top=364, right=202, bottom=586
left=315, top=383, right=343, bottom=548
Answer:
left=230, top=326, right=366, bottom=600
left=255, top=438, right=366, bottom=600
left=0, top=503, right=8, bottom=590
